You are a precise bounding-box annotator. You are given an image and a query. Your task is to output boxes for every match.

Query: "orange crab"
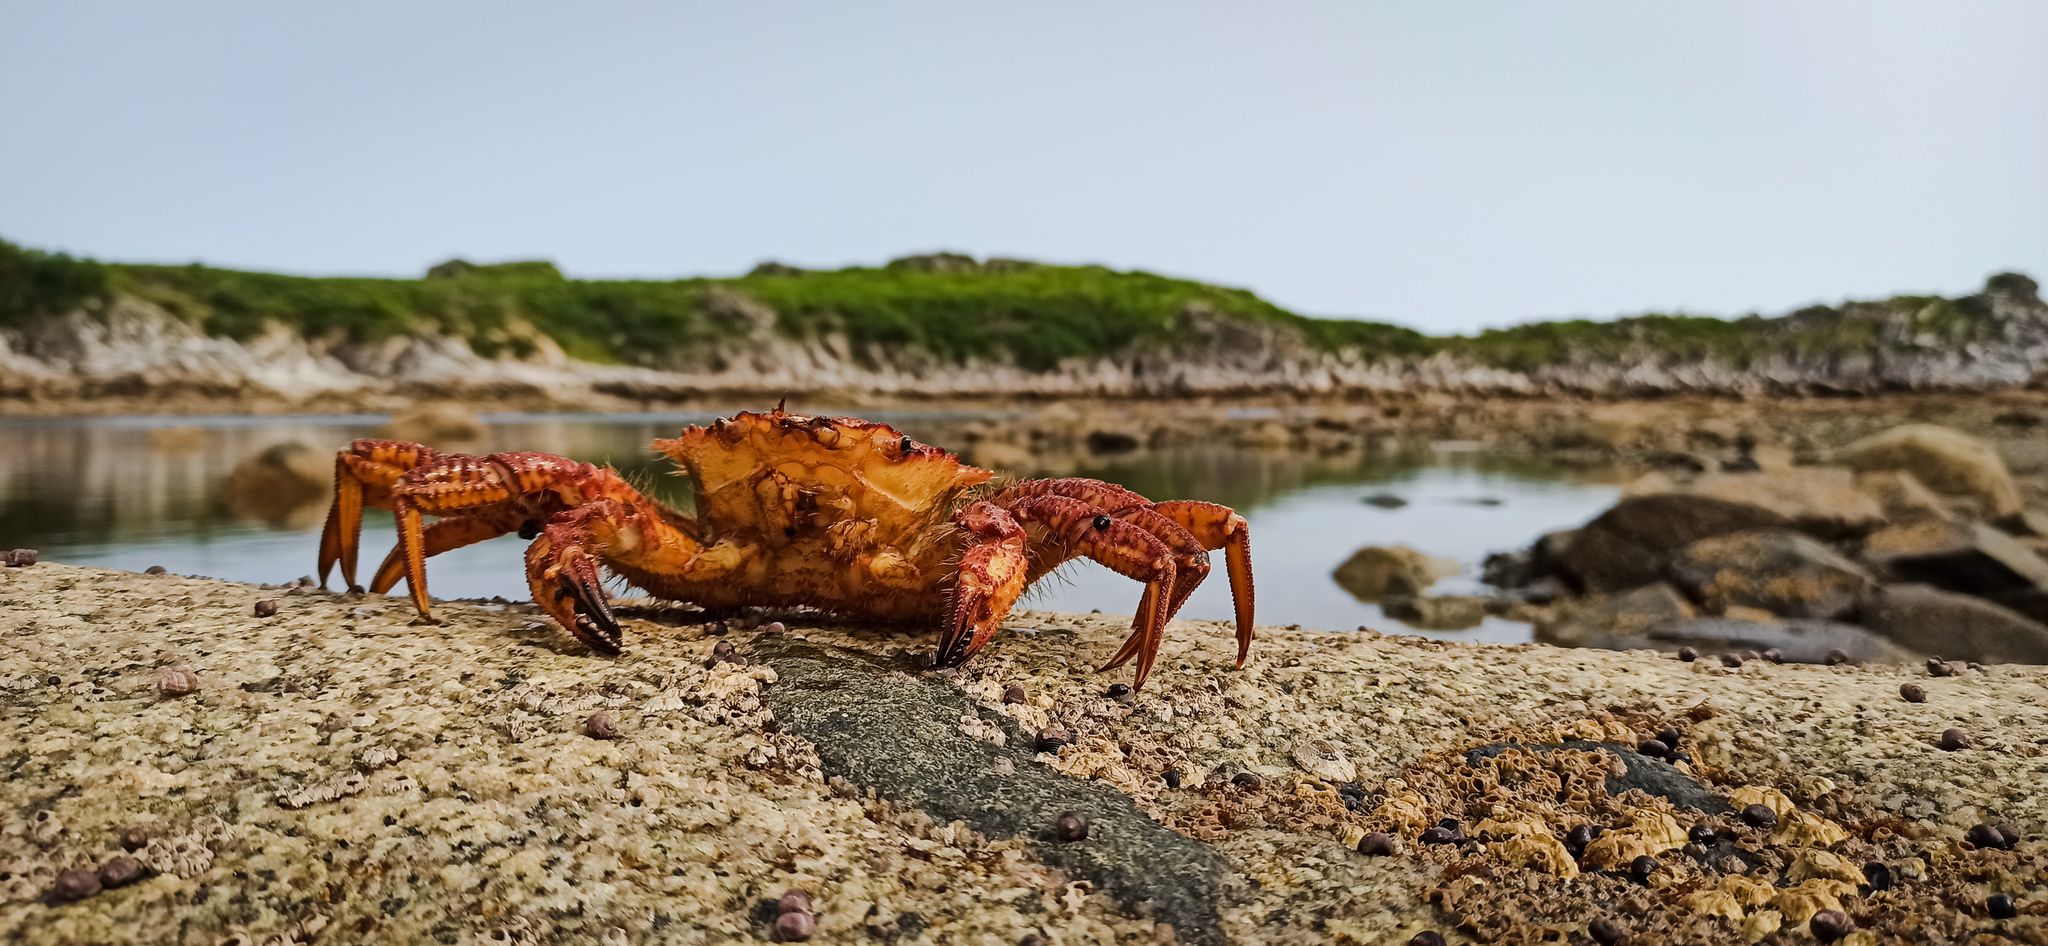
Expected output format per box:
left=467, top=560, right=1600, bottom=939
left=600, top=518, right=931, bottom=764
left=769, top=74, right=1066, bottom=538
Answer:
left=317, top=407, right=1255, bottom=689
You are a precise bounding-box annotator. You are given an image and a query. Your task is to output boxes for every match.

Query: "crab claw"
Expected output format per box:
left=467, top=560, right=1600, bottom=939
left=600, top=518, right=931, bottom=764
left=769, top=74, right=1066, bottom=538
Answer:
left=936, top=502, right=1029, bottom=668
left=526, top=525, right=624, bottom=654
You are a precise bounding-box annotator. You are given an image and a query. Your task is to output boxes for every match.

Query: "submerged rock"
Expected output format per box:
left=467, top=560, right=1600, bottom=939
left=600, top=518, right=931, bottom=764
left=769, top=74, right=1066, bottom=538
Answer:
left=1332, top=546, right=1461, bottom=602
left=222, top=441, right=334, bottom=528
left=1380, top=594, right=1490, bottom=631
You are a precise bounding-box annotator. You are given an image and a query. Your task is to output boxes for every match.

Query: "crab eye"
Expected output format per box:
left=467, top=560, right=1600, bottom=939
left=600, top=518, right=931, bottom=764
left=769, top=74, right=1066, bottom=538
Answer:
left=899, top=436, right=914, bottom=453
left=1092, top=514, right=1112, bottom=530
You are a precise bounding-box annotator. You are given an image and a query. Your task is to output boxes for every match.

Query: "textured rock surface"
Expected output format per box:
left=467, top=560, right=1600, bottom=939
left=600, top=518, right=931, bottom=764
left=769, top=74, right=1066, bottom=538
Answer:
left=1668, top=530, right=1873, bottom=621
left=4, top=564, right=2047, bottom=944
left=1833, top=425, right=2024, bottom=520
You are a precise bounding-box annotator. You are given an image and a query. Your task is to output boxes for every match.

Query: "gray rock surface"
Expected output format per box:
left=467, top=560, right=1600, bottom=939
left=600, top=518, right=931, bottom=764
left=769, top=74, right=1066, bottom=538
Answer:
left=1862, top=520, right=2048, bottom=599
left=759, top=639, right=1231, bottom=945
left=1639, top=617, right=1919, bottom=665
left=1858, top=583, right=2048, bottom=664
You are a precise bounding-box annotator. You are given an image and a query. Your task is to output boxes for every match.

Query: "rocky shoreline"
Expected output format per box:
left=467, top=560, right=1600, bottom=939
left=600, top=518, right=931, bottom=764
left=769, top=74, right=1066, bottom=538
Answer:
left=3, top=563, right=2044, bottom=944
left=3, top=274, right=2045, bottom=414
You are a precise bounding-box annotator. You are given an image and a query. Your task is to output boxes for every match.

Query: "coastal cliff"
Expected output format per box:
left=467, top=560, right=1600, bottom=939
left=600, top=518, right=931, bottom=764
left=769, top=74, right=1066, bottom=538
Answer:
left=2, top=241, right=2043, bottom=412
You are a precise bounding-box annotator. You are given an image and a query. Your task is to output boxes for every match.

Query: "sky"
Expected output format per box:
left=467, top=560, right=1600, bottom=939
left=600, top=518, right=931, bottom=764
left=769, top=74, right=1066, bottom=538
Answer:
left=3, top=2, right=2044, bottom=334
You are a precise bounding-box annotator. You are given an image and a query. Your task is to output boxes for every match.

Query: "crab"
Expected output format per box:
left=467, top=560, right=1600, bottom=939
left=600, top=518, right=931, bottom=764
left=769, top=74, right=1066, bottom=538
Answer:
left=316, top=406, right=1255, bottom=689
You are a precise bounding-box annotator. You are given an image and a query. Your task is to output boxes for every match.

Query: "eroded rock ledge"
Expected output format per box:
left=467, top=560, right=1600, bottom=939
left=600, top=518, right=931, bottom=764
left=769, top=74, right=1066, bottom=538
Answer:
left=2, top=565, right=2044, bottom=944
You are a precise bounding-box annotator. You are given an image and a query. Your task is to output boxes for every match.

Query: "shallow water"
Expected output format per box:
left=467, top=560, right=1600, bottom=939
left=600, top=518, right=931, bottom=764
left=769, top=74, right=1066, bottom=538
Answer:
left=0, top=412, right=1622, bottom=641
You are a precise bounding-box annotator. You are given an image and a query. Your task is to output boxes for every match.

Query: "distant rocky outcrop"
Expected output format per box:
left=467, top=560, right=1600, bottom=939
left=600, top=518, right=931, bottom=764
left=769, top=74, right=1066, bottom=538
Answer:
left=1482, top=423, right=2048, bottom=665
left=2, top=241, right=2045, bottom=410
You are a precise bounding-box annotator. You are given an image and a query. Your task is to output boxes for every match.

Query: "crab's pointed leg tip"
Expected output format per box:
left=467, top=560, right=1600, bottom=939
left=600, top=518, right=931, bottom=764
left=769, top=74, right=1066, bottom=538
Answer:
left=573, top=614, right=624, bottom=655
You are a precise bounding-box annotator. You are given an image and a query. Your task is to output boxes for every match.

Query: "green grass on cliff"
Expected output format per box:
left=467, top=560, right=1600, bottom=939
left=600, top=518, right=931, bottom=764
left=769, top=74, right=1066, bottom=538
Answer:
left=0, top=238, right=2025, bottom=372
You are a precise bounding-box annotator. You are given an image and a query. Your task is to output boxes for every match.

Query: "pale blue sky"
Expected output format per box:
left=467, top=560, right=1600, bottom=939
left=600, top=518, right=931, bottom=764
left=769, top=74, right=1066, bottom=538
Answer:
left=3, top=2, right=2043, bottom=333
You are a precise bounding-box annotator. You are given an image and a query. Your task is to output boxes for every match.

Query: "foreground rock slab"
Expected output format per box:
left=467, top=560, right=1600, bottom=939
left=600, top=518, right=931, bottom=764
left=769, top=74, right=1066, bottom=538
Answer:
left=3, top=565, right=2046, bottom=945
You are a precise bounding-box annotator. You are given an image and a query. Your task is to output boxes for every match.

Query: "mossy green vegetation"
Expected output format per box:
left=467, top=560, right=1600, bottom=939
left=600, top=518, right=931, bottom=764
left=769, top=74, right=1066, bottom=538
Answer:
left=0, top=238, right=2031, bottom=373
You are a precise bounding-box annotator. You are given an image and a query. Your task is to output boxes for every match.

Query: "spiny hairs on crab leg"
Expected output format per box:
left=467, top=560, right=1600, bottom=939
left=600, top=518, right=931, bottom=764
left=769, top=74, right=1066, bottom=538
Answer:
left=935, top=501, right=1029, bottom=669
left=1006, top=495, right=1179, bottom=690
left=1153, top=500, right=1256, bottom=667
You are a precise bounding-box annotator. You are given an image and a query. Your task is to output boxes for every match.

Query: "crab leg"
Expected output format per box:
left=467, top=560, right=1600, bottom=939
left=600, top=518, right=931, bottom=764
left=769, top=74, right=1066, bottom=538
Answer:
left=1008, top=495, right=1179, bottom=690
left=935, top=501, right=1031, bottom=668
left=319, top=441, right=440, bottom=591
left=996, top=478, right=1213, bottom=622
left=370, top=452, right=670, bottom=622
left=1153, top=500, right=1256, bottom=668
left=367, top=512, right=528, bottom=594
left=524, top=499, right=723, bottom=653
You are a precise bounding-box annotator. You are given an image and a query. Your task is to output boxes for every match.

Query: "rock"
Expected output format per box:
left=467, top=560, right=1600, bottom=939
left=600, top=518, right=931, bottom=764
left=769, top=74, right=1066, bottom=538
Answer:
left=1084, top=431, right=1140, bottom=454
left=222, top=442, right=334, bottom=528
left=378, top=402, right=486, bottom=446
left=1554, top=495, right=1793, bottom=593
left=1858, top=584, right=2048, bottom=664
left=885, top=252, right=982, bottom=273
left=1684, top=468, right=1887, bottom=540
left=1332, top=546, right=1462, bottom=602
left=1997, top=508, right=2048, bottom=538
left=758, top=639, right=1230, bottom=946
left=1538, top=583, right=1695, bottom=647
left=1380, top=594, right=1489, bottom=631
left=1465, top=742, right=1729, bottom=813
left=1667, top=530, right=1873, bottom=620
left=1832, top=424, right=2022, bottom=519
left=1750, top=443, right=1796, bottom=472
left=1856, top=470, right=1953, bottom=524
left=1361, top=493, right=1408, bottom=509
left=1861, top=520, right=2048, bottom=598
left=1481, top=549, right=1539, bottom=589
left=7, top=562, right=2048, bottom=944
left=1640, top=618, right=1917, bottom=665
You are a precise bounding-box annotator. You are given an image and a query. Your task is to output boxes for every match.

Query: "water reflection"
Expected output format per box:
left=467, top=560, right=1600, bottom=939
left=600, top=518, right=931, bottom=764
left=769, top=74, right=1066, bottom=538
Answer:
left=0, top=412, right=1622, bottom=639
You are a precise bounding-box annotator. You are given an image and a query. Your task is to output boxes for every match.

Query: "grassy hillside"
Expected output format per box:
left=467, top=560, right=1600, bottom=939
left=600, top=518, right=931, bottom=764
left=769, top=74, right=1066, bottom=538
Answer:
left=0, top=238, right=2033, bottom=372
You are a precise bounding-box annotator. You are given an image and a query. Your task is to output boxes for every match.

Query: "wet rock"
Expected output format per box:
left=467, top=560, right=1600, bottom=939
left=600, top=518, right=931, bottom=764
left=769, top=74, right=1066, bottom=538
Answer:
left=1554, top=495, right=1793, bottom=593
left=756, top=639, right=1230, bottom=946
left=1858, top=584, right=2048, bottom=664
left=1667, top=529, right=1872, bottom=620
left=1861, top=519, right=2048, bottom=598
left=1464, top=741, right=1730, bottom=813
left=1379, top=594, right=1489, bottom=631
left=1638, top=617, right=1915, bottom=664
left=1331, top=546, right=1461, bottom=603
left=1537, top=583, right=1694, bottom=648
left=1481, top=548, right=1539, bottom=589
left=1361, top=493, right=1408, bottom=509
left=1832, top=424, right=2022, bottom=519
